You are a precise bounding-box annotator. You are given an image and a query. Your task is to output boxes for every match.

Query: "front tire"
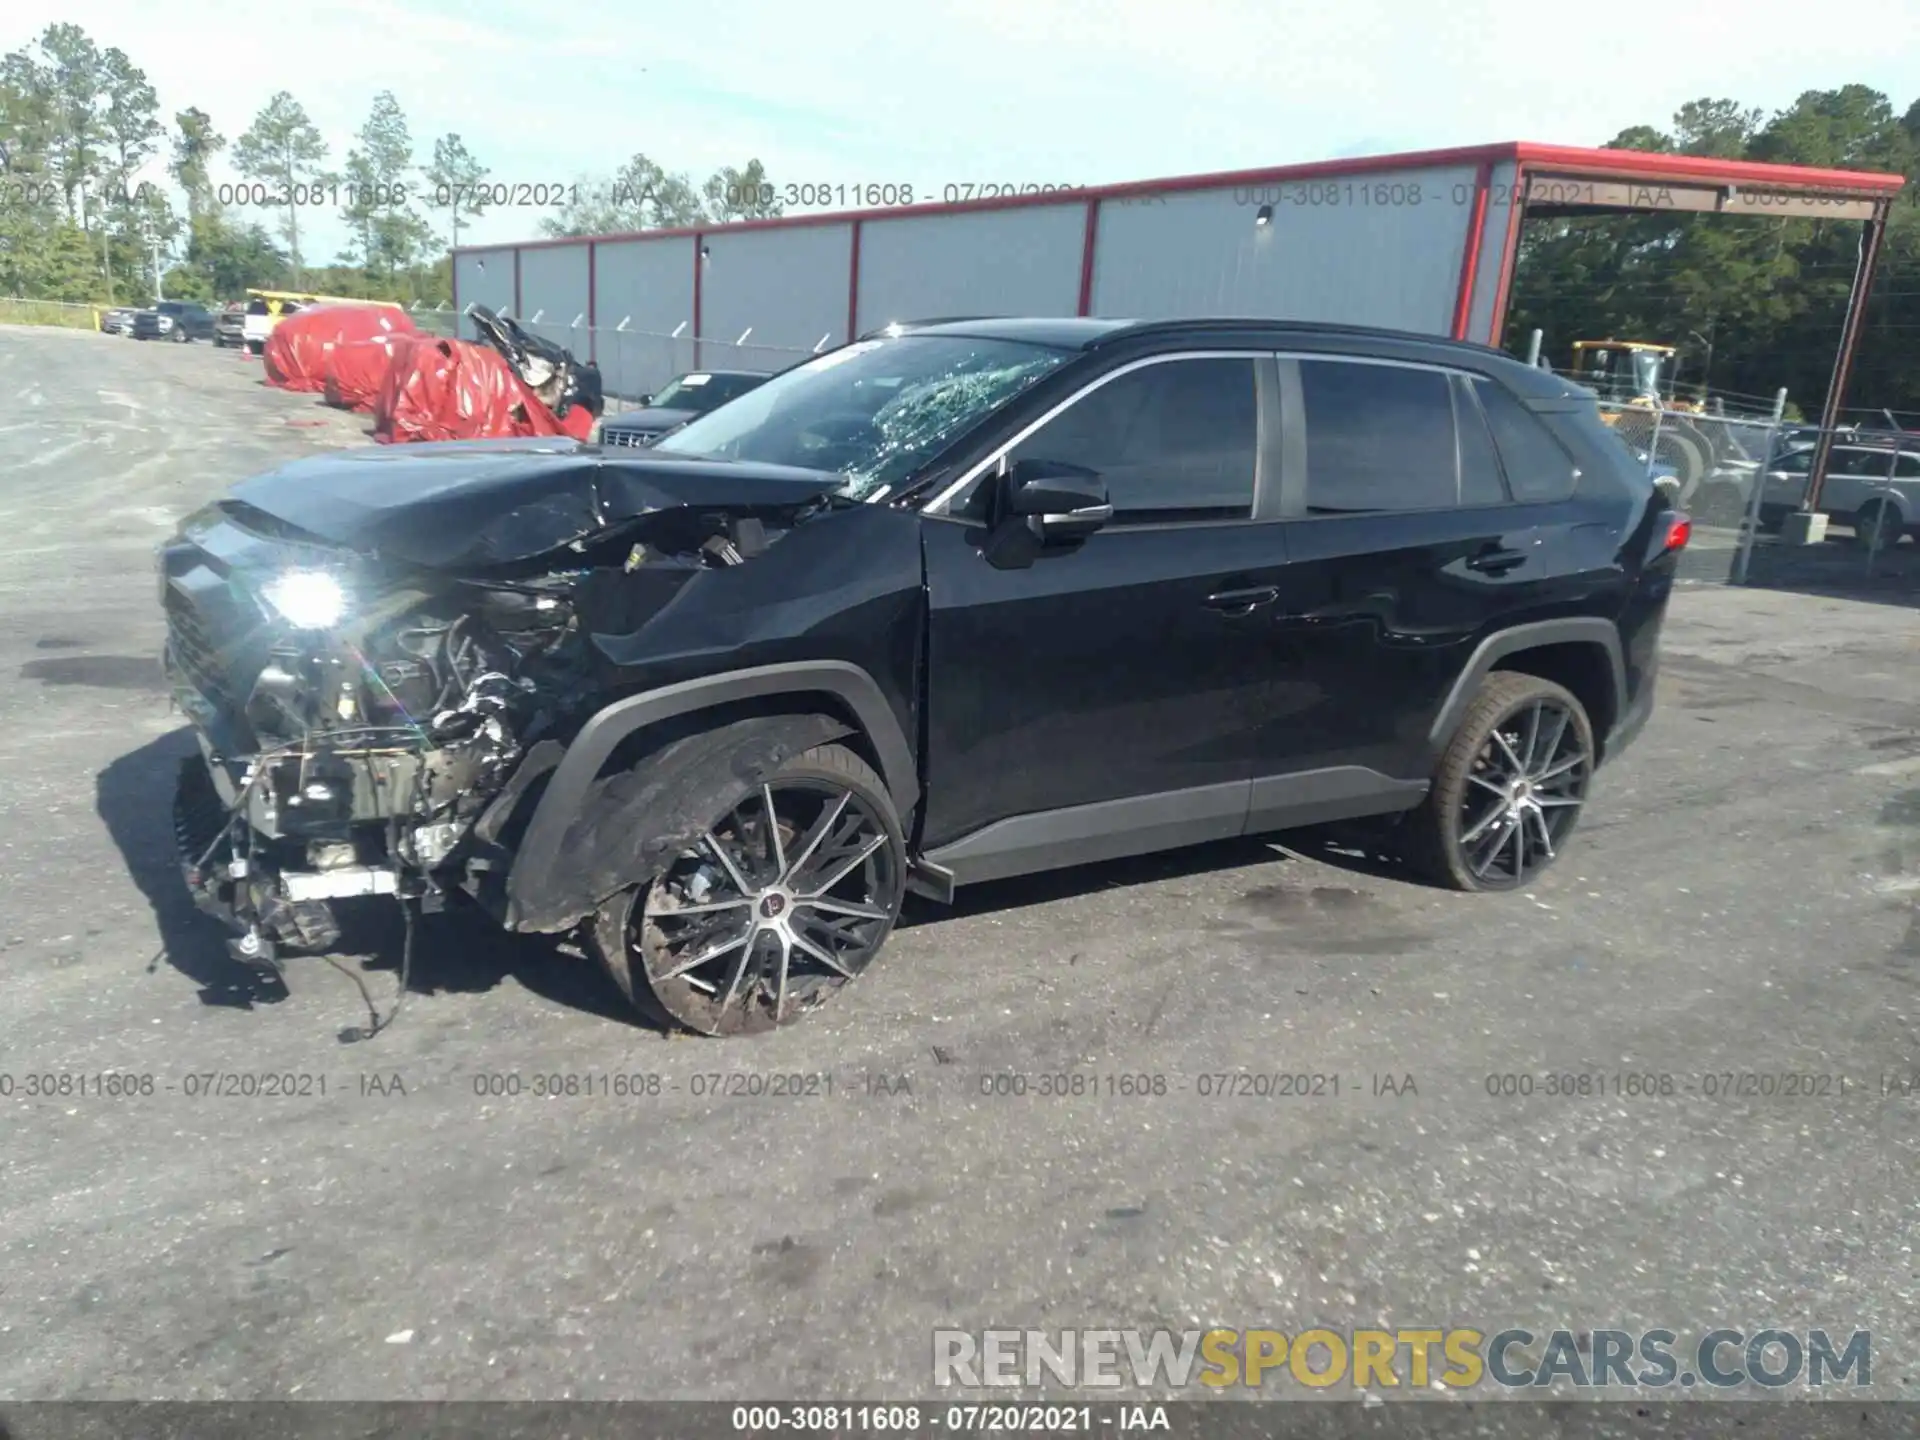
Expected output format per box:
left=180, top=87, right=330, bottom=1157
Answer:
left=587, top=742, right=907, bottom=1035
left=1406, top=672, right=1595, bottom=892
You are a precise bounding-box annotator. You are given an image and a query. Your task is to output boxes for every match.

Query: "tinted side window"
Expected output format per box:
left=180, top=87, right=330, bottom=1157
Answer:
left=1009, top=357, right=1258, bottom=523
left=1898, top=454, right=1920, bottom=479
left=1299, top=359, right=1457, bottom=513
left=1776, top=451, right=1812, bottom=474
left=1473, top=379, right=1578, bottom=502
left=1453, top=377, right=1508, bottom=506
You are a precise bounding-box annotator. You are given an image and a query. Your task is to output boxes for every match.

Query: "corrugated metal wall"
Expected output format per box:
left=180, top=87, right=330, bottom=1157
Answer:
left=592, top=236, right=697, bottom=400
left=1090, top=164, right=1478, bottom=330
left=853, top=204, right=1086, bottom=333
left=479, top=154, right=1527, bottom=399
left=452, top=249, right=515, bottom=340
left=702, top=222, right=852, bottom=373
left=516, top=244, right=591, bottom=358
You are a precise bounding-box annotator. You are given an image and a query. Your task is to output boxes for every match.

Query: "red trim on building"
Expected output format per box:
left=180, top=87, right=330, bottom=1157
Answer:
left=586, top=241, right=597, bottom=364
left=1507, top=142, right=1906, bottom=193
left=847, top=219, right=863, bottom=341
left=691, top=232, right=704, bottom=369
left=452, top=141, right=1907, bottom=259
left=1487, top=162, right=1529, bottom=349
left=1076, top=198, right=1102, bottom=317
left=512, top=249, right=522, bottom=319
left=1450, top=163, right=1493, bottom=341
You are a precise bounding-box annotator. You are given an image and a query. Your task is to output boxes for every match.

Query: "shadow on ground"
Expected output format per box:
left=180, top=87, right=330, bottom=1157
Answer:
left=98, top=728, right=1428, bottom=1033
left=1718, top=532, right=1920, bottom=610
left=94, top=727, right=634, bottom=1029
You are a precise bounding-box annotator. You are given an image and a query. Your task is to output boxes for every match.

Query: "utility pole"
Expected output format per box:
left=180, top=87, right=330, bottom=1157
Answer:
left=144, top=209, right=164, bottom=302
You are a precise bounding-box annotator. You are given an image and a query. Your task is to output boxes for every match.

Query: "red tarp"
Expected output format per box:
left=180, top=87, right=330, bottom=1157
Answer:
left=322, top=333, right=414, bottom=413
left=372, top=337, right=595, bottom=445
left=263, top=304, right=416, bottom=393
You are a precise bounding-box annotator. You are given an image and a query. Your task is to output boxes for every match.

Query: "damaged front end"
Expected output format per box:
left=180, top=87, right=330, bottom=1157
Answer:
left=160, top=449, right=840, bottom=972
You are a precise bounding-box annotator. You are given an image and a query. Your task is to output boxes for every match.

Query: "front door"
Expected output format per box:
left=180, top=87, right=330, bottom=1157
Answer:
left=918, top=353, right=1289, bottom=884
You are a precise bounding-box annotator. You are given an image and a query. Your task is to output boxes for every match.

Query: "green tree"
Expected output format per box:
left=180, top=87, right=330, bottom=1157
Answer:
left=423, top=131, right=486, bottom=249
left=178, top=214, right=286, bottom=296
left=34, top=24, right=106, bottom=228
left=539, top=152, right=705, bottom=238
left=703, top=159, right=783, bottom=222
left=336, top=90, right=429, bottom=280
left=232, top=90, right=327, bottom=282
left=169, top=106, right=224, bottom=221
left=95, top=46, right=161, bottom=302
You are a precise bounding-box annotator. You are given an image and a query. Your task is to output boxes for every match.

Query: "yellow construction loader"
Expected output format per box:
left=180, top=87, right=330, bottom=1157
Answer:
left=1567, top=340, right=1749, bottom=517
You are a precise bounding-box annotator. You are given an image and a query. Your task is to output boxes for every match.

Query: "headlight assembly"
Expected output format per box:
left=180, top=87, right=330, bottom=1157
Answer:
left=260, top=570, right=349, bottom=630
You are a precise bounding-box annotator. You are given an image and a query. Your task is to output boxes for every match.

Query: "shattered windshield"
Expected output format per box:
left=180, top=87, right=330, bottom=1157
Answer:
left=649, top=335, right=1074, bottom=499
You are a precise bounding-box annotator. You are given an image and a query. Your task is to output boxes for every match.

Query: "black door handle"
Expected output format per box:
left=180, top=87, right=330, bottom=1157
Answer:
left=1466, top=546, right=1526, bottom=575
left=1203, top=585, right=1280, bottom=615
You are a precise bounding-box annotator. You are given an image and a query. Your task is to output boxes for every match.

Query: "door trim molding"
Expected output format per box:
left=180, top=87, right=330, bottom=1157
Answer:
left=919, top=766, right=1427, bottom=891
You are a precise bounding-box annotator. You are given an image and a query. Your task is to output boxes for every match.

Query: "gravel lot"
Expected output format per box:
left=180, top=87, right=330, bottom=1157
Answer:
left=1, top=326, right=1918, bottom=1408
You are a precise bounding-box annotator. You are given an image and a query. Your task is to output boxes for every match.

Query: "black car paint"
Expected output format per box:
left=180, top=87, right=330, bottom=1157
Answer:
left=219, top=440, right=847, bottom=569
left=161, top=317, right=1671, bottom=938
left=134, top=301, right=217, bottom=341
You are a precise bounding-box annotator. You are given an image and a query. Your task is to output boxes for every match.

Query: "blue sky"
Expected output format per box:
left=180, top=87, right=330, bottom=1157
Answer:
left=13, top=0, right=1920, bottom=263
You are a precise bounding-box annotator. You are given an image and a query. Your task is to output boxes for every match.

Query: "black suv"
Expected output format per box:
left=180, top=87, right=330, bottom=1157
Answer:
left=599, top=369, right=771, bottom=447
left=134, top=300, right=217, bottom=342
left=159, top=318, right=1686, bottom=1036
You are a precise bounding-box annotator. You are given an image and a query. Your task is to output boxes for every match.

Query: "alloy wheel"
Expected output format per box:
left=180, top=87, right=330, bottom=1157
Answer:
left=628, top=777, right=903, bottom=1034
left=1452, top=697, right=1591, bottom=888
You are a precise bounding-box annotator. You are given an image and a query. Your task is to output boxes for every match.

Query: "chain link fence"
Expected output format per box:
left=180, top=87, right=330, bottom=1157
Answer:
left=1596, top=397, right=1920, bottom=594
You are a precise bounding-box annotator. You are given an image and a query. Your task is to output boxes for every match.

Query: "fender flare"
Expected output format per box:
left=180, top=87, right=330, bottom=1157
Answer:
left=504, top=661, right=918, bottom=929
left=1427, top=618, right=1626, bottom=758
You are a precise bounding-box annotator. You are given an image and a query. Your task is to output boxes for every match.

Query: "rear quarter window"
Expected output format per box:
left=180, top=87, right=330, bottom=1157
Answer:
left=1473, top=379, right=1579, bottom=503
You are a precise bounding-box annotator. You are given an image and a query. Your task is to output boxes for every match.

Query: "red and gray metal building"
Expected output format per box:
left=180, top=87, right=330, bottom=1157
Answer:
left=453, top=139, right=1904, bottom=475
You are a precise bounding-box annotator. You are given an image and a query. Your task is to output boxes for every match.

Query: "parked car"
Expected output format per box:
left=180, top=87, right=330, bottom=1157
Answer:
left=213, top=302, right=247, bottom=349
left=160, top=317, right=1686, bottom=1037
left=598, top=369, right=771, bottom=447
left=1756, top=443, right=1920, bottom=548
left=134, top=300, right=217, bottom=342
left=100, top=306, right=140, bottom=337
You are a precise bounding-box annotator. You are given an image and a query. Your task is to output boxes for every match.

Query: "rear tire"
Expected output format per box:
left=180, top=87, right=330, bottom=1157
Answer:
left=1851, top=500, right=1901, bottom=551
left=586, top=741, right=907, bottom=1035
left=1404, top=672, right=1595, bottom=892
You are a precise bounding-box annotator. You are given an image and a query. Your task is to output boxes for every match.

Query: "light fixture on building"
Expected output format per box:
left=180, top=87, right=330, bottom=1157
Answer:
left=700, top=243, right=711, bottom=260
left=1254, top=204, right=1273, bottom=227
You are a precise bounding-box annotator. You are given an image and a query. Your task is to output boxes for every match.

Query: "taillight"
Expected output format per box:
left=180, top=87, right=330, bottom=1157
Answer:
left=1663, top=514, right=1692, bottom=552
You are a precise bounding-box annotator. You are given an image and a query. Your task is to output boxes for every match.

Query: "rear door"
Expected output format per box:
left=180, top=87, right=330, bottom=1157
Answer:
left=918, top=352, right=1290, bottom=878
left=1248, top=357, right=1594, bottom=819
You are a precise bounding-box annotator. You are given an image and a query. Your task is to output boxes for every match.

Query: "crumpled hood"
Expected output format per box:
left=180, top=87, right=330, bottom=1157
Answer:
left=220, top=438, right=846, bottom=569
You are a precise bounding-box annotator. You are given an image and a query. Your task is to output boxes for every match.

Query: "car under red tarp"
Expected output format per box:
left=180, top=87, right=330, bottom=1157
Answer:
left=371, top=336, right=596, bottom=444
left=322, top=333, right=415, bottom=413
left=263, top=304, right=417, bottom=393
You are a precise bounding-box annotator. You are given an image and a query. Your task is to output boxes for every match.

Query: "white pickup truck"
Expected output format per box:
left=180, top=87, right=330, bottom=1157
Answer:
left=241, top=296, right=306, bottom=356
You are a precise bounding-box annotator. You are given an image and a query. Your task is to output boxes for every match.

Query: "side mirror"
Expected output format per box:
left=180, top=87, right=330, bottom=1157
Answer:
left=1003, top=458, right=1111, bottom=541
left=638, top=393, right=654, bottom=407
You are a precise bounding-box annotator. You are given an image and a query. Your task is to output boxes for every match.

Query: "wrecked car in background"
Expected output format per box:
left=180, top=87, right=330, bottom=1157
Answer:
left=369, top=306, right=603, bottom=445
left=263, top=304, right=417, bottom=392
left=160, top=318, right=1677, bottom=1038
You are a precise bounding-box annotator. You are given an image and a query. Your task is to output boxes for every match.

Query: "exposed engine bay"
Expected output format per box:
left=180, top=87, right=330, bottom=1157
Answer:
left=165, top=461, right=823, bottom=980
